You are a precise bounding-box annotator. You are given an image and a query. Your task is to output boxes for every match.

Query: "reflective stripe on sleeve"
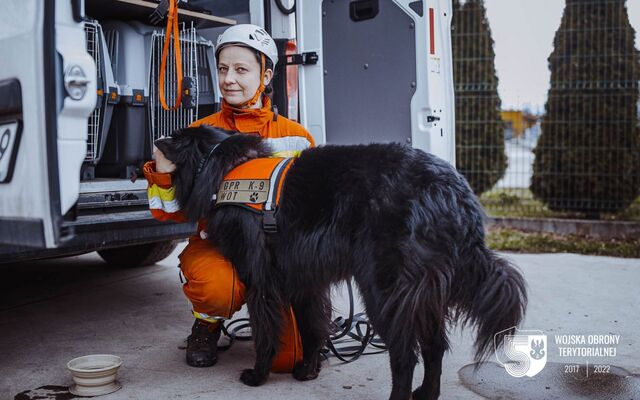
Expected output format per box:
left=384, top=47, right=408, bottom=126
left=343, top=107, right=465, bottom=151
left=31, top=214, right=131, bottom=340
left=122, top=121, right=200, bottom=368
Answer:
left=148, top=184, right=181, bottom=213
left=148, top=184, right=177, bottom=201
left=148, top=196, right=181, bottom=213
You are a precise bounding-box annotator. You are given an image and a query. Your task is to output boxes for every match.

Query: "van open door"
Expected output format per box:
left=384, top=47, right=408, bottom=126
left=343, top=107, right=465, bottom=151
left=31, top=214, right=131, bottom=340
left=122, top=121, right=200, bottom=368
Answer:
left=296, top=0, right=455, bottom=165
left=0, top=1, right=95, bottom=250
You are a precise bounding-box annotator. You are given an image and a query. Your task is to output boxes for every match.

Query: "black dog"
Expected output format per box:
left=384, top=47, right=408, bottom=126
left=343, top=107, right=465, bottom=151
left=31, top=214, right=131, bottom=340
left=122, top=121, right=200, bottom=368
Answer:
left=155, top=126, right=527, bottom=400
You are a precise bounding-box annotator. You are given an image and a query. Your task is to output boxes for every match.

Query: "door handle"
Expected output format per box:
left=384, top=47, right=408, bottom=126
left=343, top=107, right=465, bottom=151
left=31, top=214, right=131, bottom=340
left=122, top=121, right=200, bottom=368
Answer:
left=350, top=0, right=379, bottom=22
left=64, top=65, right=90, bottom=100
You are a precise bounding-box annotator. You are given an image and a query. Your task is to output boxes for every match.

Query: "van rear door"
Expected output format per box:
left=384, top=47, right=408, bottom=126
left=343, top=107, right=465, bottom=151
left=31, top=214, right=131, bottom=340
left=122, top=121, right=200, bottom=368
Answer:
left=296, top=0, right=455, bottom=164
left=0, top=0, right=95, bottom=249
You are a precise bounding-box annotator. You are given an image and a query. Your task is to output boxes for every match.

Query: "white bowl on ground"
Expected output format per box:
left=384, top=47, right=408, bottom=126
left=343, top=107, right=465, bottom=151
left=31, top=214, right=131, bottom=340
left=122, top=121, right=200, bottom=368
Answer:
left=67, top=354, right=123, bottom=397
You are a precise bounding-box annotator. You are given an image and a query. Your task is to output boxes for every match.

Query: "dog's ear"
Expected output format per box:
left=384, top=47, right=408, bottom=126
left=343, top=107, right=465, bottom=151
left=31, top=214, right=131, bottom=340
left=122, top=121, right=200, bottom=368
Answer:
left=204, top=126, right=236, bottom=143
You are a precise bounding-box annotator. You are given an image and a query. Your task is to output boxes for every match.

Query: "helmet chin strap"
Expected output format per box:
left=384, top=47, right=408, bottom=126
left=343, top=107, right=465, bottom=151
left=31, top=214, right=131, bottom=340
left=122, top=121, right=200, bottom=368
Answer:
left=237, top=53, right=267, bottom=109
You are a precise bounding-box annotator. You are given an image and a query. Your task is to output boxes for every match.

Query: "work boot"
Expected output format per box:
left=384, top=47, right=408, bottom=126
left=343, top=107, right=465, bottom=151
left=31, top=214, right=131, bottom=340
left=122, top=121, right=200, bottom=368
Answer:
left=186, top=319, right=221, bottom=367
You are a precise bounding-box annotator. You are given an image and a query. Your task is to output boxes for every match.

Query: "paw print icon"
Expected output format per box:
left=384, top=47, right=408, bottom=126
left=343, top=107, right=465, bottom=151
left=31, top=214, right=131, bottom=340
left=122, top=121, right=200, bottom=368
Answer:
left=249, top=192, right=259, bottom=202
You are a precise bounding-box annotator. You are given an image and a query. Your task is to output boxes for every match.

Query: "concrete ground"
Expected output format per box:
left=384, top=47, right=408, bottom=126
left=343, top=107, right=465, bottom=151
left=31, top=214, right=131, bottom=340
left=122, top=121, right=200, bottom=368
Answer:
left=1, top=243, right=639, bottom=399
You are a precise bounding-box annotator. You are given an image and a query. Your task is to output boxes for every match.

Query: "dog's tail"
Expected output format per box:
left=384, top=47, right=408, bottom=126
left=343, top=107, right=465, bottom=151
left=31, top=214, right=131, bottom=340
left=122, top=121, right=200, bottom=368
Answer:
left=453, top=244, right=527, bottom=362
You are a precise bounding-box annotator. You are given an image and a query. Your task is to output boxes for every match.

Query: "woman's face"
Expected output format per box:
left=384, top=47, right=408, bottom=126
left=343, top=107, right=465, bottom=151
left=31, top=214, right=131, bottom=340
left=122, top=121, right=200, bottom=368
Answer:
left=217, top=45, right=272, bottom=108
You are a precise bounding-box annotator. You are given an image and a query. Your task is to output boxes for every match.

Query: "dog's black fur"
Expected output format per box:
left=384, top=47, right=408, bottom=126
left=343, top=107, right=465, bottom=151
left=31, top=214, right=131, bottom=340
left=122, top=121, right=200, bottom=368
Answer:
left=155, top=126, right=527, bottom=400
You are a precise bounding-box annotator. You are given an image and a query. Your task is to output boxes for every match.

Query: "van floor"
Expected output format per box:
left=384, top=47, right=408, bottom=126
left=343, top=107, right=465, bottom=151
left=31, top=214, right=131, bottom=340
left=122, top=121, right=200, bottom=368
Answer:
left=79, top=178, right=148, bottom=194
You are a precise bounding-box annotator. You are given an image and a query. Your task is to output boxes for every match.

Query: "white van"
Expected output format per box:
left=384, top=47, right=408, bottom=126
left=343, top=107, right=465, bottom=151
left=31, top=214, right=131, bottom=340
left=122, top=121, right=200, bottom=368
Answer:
left=0, top=0, right=454, bottom=265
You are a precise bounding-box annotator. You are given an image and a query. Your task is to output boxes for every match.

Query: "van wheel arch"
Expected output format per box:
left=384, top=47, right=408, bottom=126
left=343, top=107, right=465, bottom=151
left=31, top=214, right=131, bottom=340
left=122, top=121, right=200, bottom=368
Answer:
left=97, top=240, right=180, bottom=267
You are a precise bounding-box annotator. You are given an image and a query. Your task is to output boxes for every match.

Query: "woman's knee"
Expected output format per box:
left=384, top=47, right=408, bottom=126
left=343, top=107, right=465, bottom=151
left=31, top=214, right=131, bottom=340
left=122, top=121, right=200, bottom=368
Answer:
left=179, top=241, right=245, bottom=317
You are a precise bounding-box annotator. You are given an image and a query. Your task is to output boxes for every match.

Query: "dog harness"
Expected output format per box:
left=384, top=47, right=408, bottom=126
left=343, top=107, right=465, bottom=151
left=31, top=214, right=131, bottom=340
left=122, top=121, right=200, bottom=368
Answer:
left=213, top=157, right=294, bottom=233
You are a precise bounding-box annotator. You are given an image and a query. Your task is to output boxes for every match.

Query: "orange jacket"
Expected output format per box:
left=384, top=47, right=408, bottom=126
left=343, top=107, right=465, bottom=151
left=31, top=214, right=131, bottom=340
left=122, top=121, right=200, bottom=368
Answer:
left=144, top=96, right=315, bottom=224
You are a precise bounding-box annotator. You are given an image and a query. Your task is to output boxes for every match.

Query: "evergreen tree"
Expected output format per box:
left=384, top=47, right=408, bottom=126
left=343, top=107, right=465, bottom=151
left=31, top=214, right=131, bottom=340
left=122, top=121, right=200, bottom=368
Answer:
left=452, top=0, right=507, bottom=195
left=531, top=0, right=640, bottom=215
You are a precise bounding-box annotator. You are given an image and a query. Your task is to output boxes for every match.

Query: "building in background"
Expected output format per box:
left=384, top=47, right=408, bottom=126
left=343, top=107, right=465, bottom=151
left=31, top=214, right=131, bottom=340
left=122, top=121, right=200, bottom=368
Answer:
left=501, top=110, right=538, bottom=140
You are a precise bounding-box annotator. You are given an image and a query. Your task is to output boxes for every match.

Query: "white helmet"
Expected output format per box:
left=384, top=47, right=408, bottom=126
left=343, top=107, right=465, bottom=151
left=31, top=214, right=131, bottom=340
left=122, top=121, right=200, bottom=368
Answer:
left=216, top=24, right=278, bottom=67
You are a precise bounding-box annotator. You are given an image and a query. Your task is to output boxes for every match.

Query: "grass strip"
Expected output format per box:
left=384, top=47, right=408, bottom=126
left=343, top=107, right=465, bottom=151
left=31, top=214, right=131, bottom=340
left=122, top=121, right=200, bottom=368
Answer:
left=486, top=227, right=640, bottom=258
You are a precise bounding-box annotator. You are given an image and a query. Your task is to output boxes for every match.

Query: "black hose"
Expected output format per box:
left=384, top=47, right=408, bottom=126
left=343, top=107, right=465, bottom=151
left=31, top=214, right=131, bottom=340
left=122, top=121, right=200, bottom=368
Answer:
left=217, top=280, right=387, bottom=363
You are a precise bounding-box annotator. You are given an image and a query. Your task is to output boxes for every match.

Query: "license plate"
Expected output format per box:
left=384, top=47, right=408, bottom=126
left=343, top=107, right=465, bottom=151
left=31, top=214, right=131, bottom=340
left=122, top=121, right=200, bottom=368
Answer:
left=0, top=120, right=20, bottom=182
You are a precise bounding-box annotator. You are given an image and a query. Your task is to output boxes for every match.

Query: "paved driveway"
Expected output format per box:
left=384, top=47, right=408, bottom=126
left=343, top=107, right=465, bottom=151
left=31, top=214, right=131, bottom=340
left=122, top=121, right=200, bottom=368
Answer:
left=1, top=245, right=638, bottom=399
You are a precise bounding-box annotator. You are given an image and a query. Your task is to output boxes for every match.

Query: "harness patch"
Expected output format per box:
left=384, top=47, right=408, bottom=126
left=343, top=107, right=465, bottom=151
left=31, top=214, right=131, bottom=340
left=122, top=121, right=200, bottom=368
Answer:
left=214, top=158, right=294, bottom=234
left=217, top=179, right=270, bottom=204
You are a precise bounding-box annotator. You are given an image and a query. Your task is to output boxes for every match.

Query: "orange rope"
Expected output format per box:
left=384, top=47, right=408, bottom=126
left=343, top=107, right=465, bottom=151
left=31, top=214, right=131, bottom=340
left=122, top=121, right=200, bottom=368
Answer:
left=159, top=0, right=183, bottom=110
left=238, top=53, right=266, bottom=109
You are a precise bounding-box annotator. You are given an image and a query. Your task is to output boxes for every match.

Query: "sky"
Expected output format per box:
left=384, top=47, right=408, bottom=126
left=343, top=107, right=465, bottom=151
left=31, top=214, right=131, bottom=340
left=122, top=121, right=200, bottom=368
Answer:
left=482, top=0, right=640, bottom=112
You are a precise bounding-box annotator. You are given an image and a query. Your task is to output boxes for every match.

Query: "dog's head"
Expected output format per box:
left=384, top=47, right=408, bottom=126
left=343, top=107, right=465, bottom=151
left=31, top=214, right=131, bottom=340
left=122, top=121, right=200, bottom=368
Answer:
left=154, top=125, right=272, bottom=220
left=154, top=125, right=230, bottom=170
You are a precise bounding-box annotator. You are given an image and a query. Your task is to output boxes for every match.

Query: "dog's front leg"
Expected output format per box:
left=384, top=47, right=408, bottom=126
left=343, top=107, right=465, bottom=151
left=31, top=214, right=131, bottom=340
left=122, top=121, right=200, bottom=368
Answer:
left=240, top=287, right=283, bottom=386
left=291, top=292, right=331, bottom=381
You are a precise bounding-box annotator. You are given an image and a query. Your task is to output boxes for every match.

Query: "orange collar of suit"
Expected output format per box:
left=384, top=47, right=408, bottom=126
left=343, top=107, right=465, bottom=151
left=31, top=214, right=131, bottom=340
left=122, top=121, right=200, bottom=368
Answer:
left=219, top=96, right=275, bottom=133
left=215, top=157, right=294, bottom=233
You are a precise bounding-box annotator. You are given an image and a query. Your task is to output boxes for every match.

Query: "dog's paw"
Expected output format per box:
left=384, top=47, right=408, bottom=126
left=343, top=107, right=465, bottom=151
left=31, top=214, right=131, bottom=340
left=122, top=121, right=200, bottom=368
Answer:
left=240, top=368, right=268, bottom=386
left=411, top=385, right=434, bottom=400
left=293, top=360, right=320, bottom=381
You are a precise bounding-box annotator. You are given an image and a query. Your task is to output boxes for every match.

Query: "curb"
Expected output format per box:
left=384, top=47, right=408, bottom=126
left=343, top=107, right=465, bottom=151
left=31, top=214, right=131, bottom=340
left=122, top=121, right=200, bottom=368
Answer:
left=486, top=216, right=640, bottom=240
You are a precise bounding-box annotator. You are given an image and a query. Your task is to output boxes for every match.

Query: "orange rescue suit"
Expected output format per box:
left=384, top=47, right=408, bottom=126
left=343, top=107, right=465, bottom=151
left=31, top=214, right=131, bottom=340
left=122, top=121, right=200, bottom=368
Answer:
left=144, top=97, right=314, bottom=372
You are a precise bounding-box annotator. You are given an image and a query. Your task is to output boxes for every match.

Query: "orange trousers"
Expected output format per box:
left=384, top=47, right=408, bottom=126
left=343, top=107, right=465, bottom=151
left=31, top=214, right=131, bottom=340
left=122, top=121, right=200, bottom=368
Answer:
left=178, top=238, right=303, bottom=372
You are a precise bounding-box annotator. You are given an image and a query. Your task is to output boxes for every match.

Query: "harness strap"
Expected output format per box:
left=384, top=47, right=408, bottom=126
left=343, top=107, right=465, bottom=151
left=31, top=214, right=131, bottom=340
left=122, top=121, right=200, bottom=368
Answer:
left=237, top=54, right=266, bottom=109
left=265, top=158, right=293, bottom=212
left=263, top=157, right=292, bottom=233
left=159, top=0, right=183, bottom=110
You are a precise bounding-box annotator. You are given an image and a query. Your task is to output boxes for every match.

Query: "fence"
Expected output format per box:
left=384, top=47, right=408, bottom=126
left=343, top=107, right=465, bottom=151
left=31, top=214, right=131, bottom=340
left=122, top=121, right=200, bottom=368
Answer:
left=452, top=0, right=640, bottom=221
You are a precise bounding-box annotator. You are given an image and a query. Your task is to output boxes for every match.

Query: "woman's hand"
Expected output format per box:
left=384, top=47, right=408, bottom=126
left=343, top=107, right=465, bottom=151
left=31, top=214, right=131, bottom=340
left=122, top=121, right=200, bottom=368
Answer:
left=153, top=144, right=177, bottom=173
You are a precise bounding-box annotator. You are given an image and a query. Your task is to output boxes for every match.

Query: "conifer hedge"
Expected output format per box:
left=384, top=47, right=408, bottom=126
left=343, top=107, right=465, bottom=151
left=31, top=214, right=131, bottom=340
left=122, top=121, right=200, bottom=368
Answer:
left=452, top=0, right=507, bottom=195
left=531, top=0, right=640, bottom=215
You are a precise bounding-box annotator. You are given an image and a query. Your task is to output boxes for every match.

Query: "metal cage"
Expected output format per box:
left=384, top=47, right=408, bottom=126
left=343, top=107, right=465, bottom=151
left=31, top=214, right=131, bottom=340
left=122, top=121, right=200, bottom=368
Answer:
left=83, top=20, right=118, bottom=166
left=149, top=22, right=216, bottom=147
left=84, top=21, right=103, bottom=162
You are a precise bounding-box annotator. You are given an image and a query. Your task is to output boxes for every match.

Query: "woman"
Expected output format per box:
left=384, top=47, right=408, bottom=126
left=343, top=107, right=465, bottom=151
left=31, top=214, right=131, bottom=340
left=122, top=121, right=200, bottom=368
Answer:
left=144, top=24, right=315, bottom=372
